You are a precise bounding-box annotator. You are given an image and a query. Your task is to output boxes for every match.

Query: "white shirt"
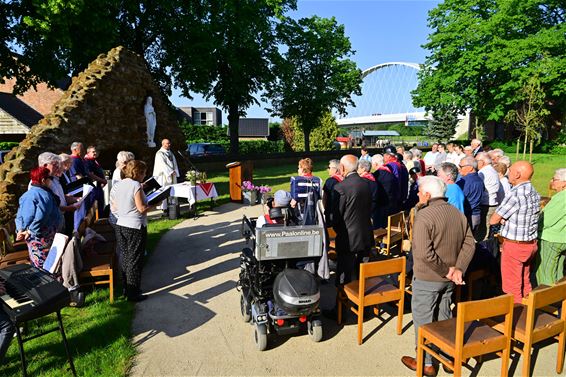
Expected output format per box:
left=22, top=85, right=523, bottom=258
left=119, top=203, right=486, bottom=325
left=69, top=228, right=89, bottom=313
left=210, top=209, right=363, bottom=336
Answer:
left=111, top=169, right=122, bottom=186
left=479, top=164, right=501, bottom=206
left=423, top=151, right=438, bottom=167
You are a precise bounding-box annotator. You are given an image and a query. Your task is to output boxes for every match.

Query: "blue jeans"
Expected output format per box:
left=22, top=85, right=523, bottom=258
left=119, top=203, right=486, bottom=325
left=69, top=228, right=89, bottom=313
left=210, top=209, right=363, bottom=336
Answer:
left=0, top=307, right=14, bottom=363
left=412, top=278, right=454, bottom=365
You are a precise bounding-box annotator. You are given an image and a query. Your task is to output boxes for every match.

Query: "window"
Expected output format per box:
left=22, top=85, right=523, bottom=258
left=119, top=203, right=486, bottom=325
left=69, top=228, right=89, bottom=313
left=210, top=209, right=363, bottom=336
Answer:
left=194, top=111, right=213, bottom=125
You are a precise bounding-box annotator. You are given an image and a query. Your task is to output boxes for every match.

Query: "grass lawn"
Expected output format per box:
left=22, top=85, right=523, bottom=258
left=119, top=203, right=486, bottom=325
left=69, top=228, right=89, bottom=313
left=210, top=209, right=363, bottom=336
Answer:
left=522, top=154, right=565, bottom=196
left=1, top=217, right=184, bottom=377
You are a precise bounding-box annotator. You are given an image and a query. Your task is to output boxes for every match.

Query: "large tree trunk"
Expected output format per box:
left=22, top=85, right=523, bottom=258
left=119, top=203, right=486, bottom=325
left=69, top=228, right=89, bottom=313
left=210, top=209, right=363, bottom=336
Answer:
left=529, top=138, right=534, bottom=162
left=227, top=105, right=240, bottom=157
left=516, top=134, right=520, bottom=161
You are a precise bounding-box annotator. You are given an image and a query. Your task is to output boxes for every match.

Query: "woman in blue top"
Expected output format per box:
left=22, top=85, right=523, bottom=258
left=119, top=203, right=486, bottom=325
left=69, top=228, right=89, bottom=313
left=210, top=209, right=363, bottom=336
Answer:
left=16, top=166, right=62, bottom=268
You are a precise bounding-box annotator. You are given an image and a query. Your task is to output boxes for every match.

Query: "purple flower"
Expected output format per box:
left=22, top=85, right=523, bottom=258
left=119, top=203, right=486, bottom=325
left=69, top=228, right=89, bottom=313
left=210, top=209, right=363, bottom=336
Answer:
left=258, top=185, right=272, bottom=194
left=242, top=180, right=256, bottom=191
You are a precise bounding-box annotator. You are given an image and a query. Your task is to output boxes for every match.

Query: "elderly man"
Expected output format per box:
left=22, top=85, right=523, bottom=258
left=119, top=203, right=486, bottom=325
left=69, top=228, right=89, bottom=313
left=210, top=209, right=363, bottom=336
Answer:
left=437, top=162, right=465, bottom=213
left=371, top=154, right=399, bottom=228
left=84, top=145, right=108, bottom=215
left=256, top=190, right=293, bottom=228
left=463, top=145, right=474, bottom=157
left=423, top=143, right=439, bottom=172
left=69, top=141, right=88, bottom=180
left=490, top=161, right=540, bottom=303
left=324, top=155, right=373, bottom=318
left=456, top=156, right=485, bottom=238
left=476, top=152, right=501, bottom=241
left=384, top=152, right=409, bottom=205
left=488, top=148, right=504, bottom=165
left=153, top=138, right=180, bottom=213
left=401, top=176, right=475, bottom=376
left=471, top=138, right=483, bottom=157
left=322, top=159, right=342, bottom=227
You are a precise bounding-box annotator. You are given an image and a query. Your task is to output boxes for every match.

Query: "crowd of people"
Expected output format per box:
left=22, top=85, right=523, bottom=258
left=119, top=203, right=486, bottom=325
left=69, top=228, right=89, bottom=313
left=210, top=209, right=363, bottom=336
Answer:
left=256, top=139, right=564, bottom=376
left=0, top=138, right=182, bottom=364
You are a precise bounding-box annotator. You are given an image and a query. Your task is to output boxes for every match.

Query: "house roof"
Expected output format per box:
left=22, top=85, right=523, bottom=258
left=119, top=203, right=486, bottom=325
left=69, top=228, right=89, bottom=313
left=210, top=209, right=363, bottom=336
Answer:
left=0, top=92, right=43, bottom=127
left=362, top=130, right=400, bottom=137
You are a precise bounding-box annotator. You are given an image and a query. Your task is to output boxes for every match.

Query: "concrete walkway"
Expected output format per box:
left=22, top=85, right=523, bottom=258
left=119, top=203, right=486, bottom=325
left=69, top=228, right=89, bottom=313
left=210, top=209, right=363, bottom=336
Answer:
left=131, top=203, right=562, bottom=376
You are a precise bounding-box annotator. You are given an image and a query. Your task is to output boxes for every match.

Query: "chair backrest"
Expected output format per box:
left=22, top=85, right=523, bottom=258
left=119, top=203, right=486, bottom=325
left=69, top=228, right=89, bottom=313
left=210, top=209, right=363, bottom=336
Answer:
left=0, top=227, right=8, bottom=256
left=455, top=294, right=514, bottom=353
left=360, top=257, right=406, bottom=285
left=388, top=211, right=405, bottom=233
left=528, top=281, right=566, bottom=318
left=407, top=208, right=416, bottom=241
left=458, top=294, right=514, bottom=323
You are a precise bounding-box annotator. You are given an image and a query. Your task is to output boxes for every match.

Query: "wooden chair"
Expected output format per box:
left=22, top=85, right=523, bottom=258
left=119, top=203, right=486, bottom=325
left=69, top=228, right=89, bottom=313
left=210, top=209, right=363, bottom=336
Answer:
left=77, top=218, right=116, bottom=303
left=488, top=282, right=566, bottom=376
left=417, top=294, right=514, bottom=377
left=401, top=208, right=415, bottom=253
left=327, top=227, right=337, bottom=261
left=0, top=226, right=29, bottom=267
left=338, top=257, right=406, bottom=345
left=374, top=211, right=405, bottom=255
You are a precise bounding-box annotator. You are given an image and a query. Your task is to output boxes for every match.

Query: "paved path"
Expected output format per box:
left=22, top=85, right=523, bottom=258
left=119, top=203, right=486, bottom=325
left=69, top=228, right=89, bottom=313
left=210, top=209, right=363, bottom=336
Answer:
left=131, top=203, right=562, bottom=376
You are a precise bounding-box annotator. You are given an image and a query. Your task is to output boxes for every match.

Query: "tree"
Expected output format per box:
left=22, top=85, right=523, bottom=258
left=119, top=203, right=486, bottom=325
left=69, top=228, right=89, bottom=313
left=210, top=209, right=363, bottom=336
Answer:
left=168, top=0, right=296, bottom=156
left=505, top=75, right=550, bottom=161
left=425, top=106, right=459, bottom=142
left=265, top=16, right=362, bottom=152
left=286, top=112, right=339, bottom=151
left=412, top=0, right=566, bottom=138
left=2, top=0, right=206, bottom=95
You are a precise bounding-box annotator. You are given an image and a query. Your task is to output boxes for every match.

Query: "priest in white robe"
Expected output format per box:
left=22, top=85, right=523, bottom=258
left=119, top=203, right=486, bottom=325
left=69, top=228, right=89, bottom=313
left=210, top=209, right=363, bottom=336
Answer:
left=153, top=139, right=180, bottom=211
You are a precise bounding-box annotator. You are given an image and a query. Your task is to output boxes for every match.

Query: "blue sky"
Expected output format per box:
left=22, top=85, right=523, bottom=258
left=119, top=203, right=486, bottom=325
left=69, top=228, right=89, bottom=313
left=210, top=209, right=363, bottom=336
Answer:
left=169, top=0, right=440, bottom=122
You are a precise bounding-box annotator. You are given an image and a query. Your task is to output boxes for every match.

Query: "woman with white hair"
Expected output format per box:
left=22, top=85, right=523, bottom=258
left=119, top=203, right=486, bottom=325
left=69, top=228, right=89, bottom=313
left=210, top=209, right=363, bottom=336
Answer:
left=112, top=151, right=136, bottom=185
left=535, top=168, right=566, bottom=285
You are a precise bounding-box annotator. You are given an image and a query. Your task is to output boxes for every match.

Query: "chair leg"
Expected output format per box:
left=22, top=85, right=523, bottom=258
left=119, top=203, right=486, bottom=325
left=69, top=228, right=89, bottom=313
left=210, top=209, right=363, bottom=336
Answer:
left=109, top=269, right=114, bottom=304
left=337, top=296, right=343, bottom=325
left=522, top=343, right=533, bottom=377
left=557, top=331, right=565, bottom=373
left=454, top=354, right=462, bottom=377
left=357, top=304, right=364, bottom=345
left=501, top=343, right=511, bottom=377
left=416, top=330, right=424, bottom=377
left=397, top=296, right=404, bottom=335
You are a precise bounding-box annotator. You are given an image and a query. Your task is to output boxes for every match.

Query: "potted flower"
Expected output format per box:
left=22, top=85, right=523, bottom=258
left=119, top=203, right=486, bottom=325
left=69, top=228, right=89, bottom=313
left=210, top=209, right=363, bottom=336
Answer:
left=256, top=185, right=272, bottom=204
left=241, top=180, right=257, bottom=205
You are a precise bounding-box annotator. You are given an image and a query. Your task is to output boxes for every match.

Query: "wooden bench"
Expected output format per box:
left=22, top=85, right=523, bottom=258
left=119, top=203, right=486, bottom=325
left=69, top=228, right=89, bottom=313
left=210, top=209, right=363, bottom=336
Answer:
left=0, top=223, right=29, bottom=268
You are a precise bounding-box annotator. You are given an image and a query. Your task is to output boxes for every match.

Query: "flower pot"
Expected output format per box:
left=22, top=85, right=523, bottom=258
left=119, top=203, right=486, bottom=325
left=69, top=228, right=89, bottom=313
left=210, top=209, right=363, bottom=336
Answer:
left=243, top=190, right=257, bottom=206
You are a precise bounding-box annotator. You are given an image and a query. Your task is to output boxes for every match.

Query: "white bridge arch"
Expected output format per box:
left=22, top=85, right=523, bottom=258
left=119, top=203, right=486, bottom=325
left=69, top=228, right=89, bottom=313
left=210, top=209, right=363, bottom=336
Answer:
left=338, top=61, right=428, bottom=127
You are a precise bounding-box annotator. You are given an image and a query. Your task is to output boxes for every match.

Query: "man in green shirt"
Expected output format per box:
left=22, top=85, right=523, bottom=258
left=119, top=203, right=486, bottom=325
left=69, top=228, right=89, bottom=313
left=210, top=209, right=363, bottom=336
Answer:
left=536, top=168, right=566, bottom=285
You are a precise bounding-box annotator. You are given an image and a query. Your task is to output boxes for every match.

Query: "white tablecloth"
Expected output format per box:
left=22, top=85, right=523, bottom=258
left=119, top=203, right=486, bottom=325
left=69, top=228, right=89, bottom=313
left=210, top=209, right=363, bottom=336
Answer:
left=169, top=183, right=218, bottom=206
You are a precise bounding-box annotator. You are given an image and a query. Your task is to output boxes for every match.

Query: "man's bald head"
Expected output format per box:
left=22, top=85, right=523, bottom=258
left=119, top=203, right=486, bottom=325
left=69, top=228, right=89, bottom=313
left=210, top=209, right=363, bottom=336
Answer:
left=340, top=154, right=358, bottom=175
left=162, top=139, right=171, bottom=149
left=508, top=161, right=534, bottom=185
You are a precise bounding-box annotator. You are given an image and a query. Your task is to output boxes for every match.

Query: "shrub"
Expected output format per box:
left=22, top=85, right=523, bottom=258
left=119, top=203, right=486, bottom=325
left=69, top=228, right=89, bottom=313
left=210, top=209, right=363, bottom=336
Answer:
left=238, top=140, right=285, bottom=155
left=0, top=142, right=18, bottom=150
left=180, top=121, right=228, bottom=143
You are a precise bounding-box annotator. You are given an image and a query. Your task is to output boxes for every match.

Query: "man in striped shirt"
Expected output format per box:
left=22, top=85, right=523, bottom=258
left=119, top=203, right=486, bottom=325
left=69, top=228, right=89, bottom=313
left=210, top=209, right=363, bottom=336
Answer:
left=490, top=161, right=540, bottom=303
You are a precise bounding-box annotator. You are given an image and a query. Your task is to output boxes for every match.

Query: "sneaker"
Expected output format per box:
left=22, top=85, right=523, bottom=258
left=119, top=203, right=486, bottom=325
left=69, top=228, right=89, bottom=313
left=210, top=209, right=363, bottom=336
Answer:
left=69, top=290, right=85, bottom=308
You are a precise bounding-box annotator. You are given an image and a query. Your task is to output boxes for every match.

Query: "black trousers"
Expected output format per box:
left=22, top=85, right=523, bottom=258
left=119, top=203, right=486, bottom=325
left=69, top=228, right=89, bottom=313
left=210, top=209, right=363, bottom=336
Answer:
left=115, top=224, right=147, bottom=297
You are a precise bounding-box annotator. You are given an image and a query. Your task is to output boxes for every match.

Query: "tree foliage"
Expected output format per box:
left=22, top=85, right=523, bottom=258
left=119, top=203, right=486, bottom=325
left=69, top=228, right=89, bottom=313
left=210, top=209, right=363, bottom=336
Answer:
left=265, top=16, right=362, bottom=152
left=505, top=75, right=550, bottom=161
left=412, top=0, right=566, bottom=136
left=425, top=106, right=459, bottom=142
left=284, top=113, right=339, bottom=152
left=167, top=0, right=296, bottom=156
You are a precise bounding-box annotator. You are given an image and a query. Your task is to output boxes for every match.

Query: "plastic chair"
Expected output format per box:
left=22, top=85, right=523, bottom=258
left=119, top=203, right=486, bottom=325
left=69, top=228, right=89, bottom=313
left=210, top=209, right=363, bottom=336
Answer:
left=488, top=282, right=566, bottom=376
left=338, top=257, right=406, bottom=345
left=417, top=294, right=514, bottom=377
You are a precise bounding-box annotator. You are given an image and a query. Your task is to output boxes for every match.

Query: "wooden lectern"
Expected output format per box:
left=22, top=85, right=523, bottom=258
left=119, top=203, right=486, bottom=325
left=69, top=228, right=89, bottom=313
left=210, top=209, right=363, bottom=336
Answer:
left=226, top=161, right=253, bottom=202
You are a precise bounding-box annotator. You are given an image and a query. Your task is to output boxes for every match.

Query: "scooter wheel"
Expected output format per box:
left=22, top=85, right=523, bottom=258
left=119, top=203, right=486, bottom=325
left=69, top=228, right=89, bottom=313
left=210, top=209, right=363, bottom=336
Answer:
left=308, top=320, right=323, bottom=342
left=240, top=293, right=251, bottom=322
left=254, top=323, right=268, bottom=351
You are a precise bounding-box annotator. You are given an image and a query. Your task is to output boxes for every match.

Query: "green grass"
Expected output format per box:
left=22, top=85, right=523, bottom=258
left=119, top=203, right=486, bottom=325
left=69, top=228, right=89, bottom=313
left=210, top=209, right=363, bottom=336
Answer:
left=519, top=154, right=565, bottom=196
left=1, top=217, right=184, bottom=377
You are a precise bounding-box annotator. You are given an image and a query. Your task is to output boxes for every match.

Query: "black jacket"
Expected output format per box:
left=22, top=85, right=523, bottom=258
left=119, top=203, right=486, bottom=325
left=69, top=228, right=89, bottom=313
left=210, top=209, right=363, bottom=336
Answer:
left=332, top=172, right=374, bottom=253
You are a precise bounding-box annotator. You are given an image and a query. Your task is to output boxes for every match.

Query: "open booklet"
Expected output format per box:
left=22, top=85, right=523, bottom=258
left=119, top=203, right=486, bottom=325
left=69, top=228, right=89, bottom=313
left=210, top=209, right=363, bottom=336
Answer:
left=72, top=184, right=94, bottom=206
left=147, top=186, right=172, bottom=205
left=64, top=177, right=93, bottom=196
left=143, top=176, right=161, bottom=196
